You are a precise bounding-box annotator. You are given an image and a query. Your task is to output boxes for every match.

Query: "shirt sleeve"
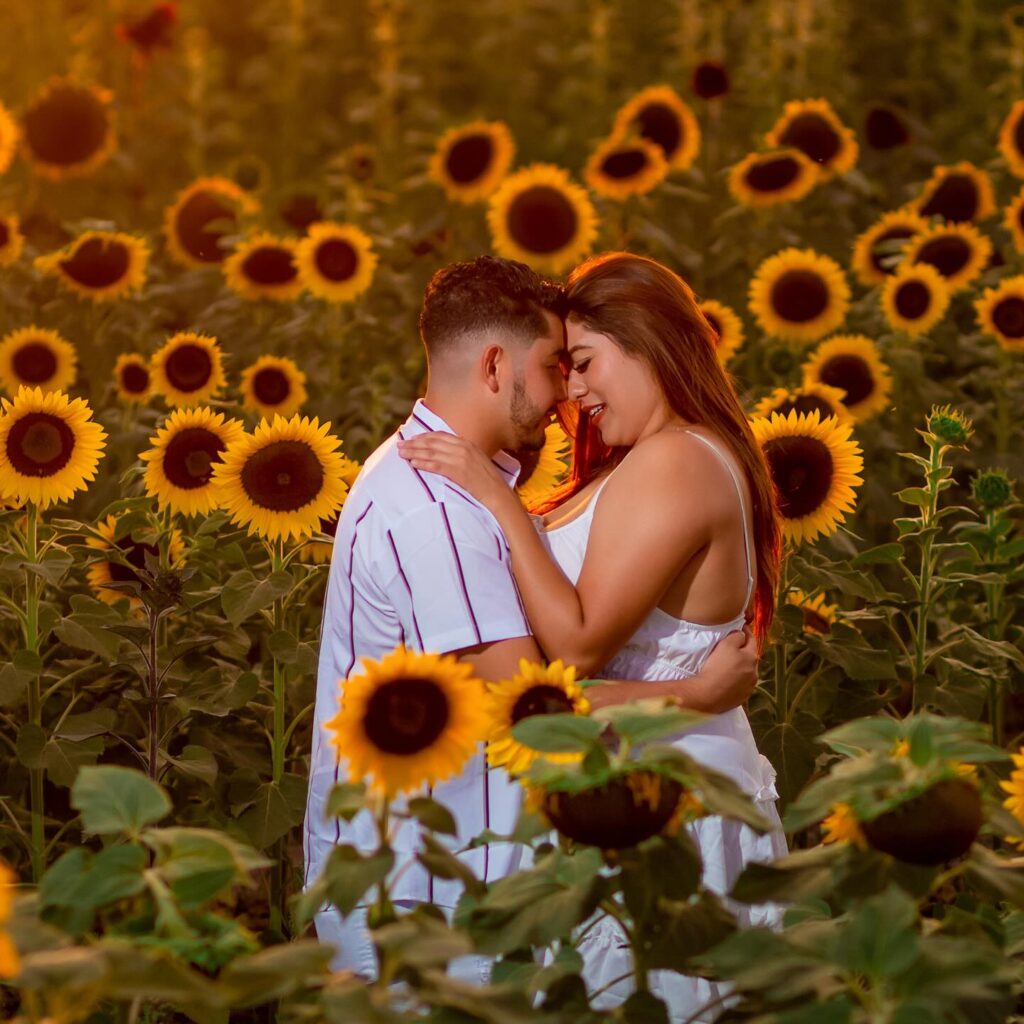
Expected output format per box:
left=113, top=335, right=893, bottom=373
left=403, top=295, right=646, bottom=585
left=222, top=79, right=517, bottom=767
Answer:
left=376, top=500, right=532, bottom=653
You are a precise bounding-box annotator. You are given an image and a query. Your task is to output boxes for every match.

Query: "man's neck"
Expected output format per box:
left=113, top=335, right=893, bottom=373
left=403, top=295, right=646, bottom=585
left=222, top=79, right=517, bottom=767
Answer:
left=420, top=392, right=503, bottom=457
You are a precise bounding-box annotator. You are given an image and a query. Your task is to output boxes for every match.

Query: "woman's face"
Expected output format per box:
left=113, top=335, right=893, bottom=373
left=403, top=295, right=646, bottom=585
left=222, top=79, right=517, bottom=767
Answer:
left=564, top=319, right=668, bottom=447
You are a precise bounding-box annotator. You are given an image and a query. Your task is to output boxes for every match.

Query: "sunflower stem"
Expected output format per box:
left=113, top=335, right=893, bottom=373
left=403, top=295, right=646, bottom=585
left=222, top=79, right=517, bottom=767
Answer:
left=270, top=536, right=287, bottom=938
left=146, top=604, right=160, bottom=782
left=24, top=501, right=45, bottom=882
left=774, top=552, right=790, bottom=724
left=911, top=440, right=942, bottom=712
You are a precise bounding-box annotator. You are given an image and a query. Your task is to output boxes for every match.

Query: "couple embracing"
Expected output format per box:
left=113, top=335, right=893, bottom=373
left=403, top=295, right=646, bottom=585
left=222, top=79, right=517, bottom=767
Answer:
left=303, top=252, right=787, bottom=1017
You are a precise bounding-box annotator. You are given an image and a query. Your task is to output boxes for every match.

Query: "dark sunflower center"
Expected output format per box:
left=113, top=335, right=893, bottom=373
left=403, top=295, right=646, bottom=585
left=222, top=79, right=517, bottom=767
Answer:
left=803, top=609, right=831, bottom=633
left=774, top=394, right=836, bottom=420
left=108, top=535, right=159, bottom=585
left=363, top=677, right=450, bottom=754
left=507, top=186, right=578, bottom=255
left=175, top=191, right=238, bottom=263
left=746, top=155, right=801, bottom=192
left=6, top=412, right=74, bottom=476
left=870, top=227, right=915, bottom=274
left=59, top=238, right=130, bottom=288
left=634, top=102, right=683, bottom=158
left=992, top=296, right=1024, bottom=338
left=241, top=246, right=298, bottom=286
left=315, top=239, right=358, bottom=282
left=120, top=361, right=149, bottom=393
left=239, top=439, right=324, bottom=511
left=770, top=269, right=830, bottom=323
left=445, top=134, right=495, bottom=184
left=915, top=236, right=970, bottom=277
left=692, top=61, right=729, bottom=99
left=865, top=106, right=909, bottom=149
left=600, top=149, right=648, bottom=179
left=24, top=85, right=109, bottom=166
left=510, top=684, right=574, bottom=724
left=164, top=343, right=212, bottom=392
left=894, top=280, right=931, bottom=320
left=819, top=354, right=875, bottom=406
left=163, top=427, right=225, bottom=489
left=12, top=342, right=58, bottom=384
left=0, top=221, right=8, bottom=247
left=319, top=510, right=340, bottom=538
left=122, top=5, right=176, bottom=50
left=919, top=175, right=978, bottom=223
left=763, top=435, right=835, bottom=519
left=252, top=367, right=290, bottom=405
left=280, top=194, right=323, bottom=233
left=779, top=113, right=840, bottom=165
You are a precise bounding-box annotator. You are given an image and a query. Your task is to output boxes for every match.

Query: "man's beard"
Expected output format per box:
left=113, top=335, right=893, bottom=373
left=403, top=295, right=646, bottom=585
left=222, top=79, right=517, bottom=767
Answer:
left=509, top=374, right=548, bottom=452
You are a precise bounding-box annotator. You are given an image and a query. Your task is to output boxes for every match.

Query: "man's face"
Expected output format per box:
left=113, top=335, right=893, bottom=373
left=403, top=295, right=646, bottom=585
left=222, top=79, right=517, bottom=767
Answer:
left=507, top=311, right=567, bottom=451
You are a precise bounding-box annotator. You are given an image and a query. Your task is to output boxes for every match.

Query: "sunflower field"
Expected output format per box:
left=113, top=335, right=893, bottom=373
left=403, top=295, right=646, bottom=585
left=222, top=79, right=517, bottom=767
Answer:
left=1, top=1, right=1024, bottom=1022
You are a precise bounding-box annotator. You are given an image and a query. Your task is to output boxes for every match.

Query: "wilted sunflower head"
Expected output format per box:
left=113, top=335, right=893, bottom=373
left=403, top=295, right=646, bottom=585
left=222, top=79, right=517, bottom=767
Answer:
left=428, top=120, right=515, bottom=204
left=698, top=298, right=745, bottom=364
left=850, top=209, right=929, bottom=286
left=150, top=332, right=225, bottom=408
left=296, top=222, right=377, bottom=304
left=612, top=85, right=701, bottom=171
left=583, top=135, right=669, bottom=200
left=765, top=97, right=858, bottom=179
left=239, top=355, right=308, bottom=419
left=925, top=404, right=973, bottom=448
left=975, top=275, right=1024, bottom=353
left=163, top=176, right=260, bottom=269
left=971, top=469, right=1014, bottom=511
left=223, top=233, right=303, bottom=302
left=801, top=334, right=892, bottom=424
left=86, top=513, right=185, bottom=609
left=35, top=231, right=149, bottom=303
left=0, top=214, right=25, bottom=267
left=728, top=148, right=819, bottom=208
left=114, top=353, right=152, bottom=403
left=0, top=327, right=77, bottom=396
left=881, top=263, right=951, bottom=337
left=904, top=222, right=991, bottom=292
left=753, top=382, right=852, bottom=426
left=912, top=161, right=996, bottom=224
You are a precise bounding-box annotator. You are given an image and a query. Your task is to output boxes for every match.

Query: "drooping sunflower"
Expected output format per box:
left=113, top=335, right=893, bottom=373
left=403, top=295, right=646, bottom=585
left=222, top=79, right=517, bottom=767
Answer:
left=748, top=248, right=850, bottom=345
left=863, top=105, right=910, bottom=150
left=211, top=414, right=349, bottom=541
left=880, top=263, right=951, bottom=337
left=975, top=275, right=1024, bottom=353
left=163, top=176, right=260, bottom=269
left=295, top=222, right=377, bottom=304
left=139, top=406, right=244, bottom=517
left=820, top=802, right=867, bottom=848
left=21, top=78, right=116, bottom=180
left=239, top=355, right=308, bottom=419
left=911, top=161, right=996, bottom=224
left=850, top=209, right=929, bottom=287
left=150, top=332, right=225, bottom=408
left=903, top=221, right=992, bottom=292
left=114, top=353, right=152, bottom=403
left=751, top=410, right=864, bottom=545
left=0, top=101, right=18, bottom=176
left=487, top=164, right=598, bottom=274
left=35, top=231, right=149, bottom=303
left=765, top=98, right=858, bottom=179
left=428, top=120, right=516, bottom=204
left=86, top=513, right=185, bottom=608
left=0, top=387, right=106, bottom=510
left=516, top=420, right=571, bottom=509
left=1005, top=188, right=1024, bottom=253
left=324, top=646, right=489, bottom=798
left=753, top=382, right=852, bottom=426
left=303, top=457, right=361, bottom=564
left=612, top=85, right=701, bottom=172
left=698, top=298, right=745, bottom=364
left=727, top=148, right=819, bottom=208
left=786, top=588, right=838, bottom=635
left=0, top=214, right=24, bottom=266
left=0, top=327, right=77, bottom=397
left=801, top=335, right=892, bottom=424
left=223, top=233, right=303, bottom=302
left=583, top=135, right=669, bottom=200
left=998, top=100, right=1024, bottom=178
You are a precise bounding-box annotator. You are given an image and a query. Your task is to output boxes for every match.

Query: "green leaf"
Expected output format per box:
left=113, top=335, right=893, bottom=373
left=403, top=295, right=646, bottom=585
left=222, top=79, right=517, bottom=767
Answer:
left=43, top=736, right=105, bottom=788
left=636, top=890, right=737, bottom=971
left=54, top=709, right=116, bottom=741
left=897, top=487, right=932, bottom=507
left=72, top=765, right=171, bottom=837
left=851, top=543, right=905, bottom=567
left=237, top=773, right=307, bottom=849
left=407, top=795, right=458, bottom=836
left=54, top=612, right=123, bottom=660
left=163, top=744, right=219, bottom=786
left=218, top=941, right=334, bottom=1008
left=832, top=888, right=919, bottom=979
left=418, top=832, right=486, bottom=899
left=323, top=844, right=395, bottom=916
left=20, top=549, right=75, bottom=585
left=510, top=712, right=604, bottom=754
left=594, top=699, right=707, bottom=745
left=325, top=781, right=368, bottom=822
left=221, top=569, right=293, bottom=627
left=16, top=722, right=46, bottom=768
left=757, top=722, right=818, bottom=806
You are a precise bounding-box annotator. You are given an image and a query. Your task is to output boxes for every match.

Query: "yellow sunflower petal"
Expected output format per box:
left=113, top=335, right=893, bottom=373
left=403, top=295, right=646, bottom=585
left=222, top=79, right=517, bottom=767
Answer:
left=295, top=222, right=377, bottom=304
left=150, top=332, right=226, bottom=408
left=975, top=275, right=1024, bottom=354
left=753, top=382, right=853, bottom=427
left=786, top=588, right=838, bottom=634
left=584, top=135, right=669, bottom=200
left=728, top=148, right=819, bottom=208
left=1005, top=187, right=1024, bottom=254
left=163, top=176, right=260, bottom=269
left=699, top=299, right=746, bottom=364
left=903, top=221, right=992, bottom=293
left=0, top=327, right=77, bottom=396
left=114, top=353, right=152, bottom=403
left=765, top=97, right=858, bottom=180
left=428, top=120, right=516, bottom=203
left=821, top=802, right=868, bottom=848
left=998, top=100, right=1024, bottom=179
left=850, top=209, right=929, bottom=287
left=86, top=512, right=185, bottom=608
left=517, top=421, right=571, bottom=509
left=223, top=232, right=303, bottom=302
left=0, top=214, right=25, bottom=267
left=880, top=263, right=951, bottom=337
left=800, top=334, right=892, bottom=423
left=911, top=161, right=996, bottom=224
left=612, top=85, right=701, bottom=172
left=35, top=231, right=149, bottom=303
left=239, top=355, right=308, bottom=419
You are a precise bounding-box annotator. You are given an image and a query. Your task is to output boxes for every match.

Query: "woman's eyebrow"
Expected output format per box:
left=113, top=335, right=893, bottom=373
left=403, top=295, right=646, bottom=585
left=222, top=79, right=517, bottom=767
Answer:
left=568, top=343, right=591, bottom=355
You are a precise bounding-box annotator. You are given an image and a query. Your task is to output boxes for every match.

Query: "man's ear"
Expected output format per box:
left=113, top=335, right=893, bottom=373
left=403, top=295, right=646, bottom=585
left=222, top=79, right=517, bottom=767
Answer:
left=481, top=343, right=505, bottom=394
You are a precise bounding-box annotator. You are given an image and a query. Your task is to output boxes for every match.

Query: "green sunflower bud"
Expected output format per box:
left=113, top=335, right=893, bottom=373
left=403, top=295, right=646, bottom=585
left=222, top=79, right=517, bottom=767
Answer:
left=926, top=404, right=973, bottom=446
left=971, top=469, right=1014, bottom=511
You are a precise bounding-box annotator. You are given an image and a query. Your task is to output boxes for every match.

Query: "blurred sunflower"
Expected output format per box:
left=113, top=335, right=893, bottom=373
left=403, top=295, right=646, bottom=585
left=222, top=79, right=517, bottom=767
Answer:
left=86, top=513, right=184, bottom=608
left=115, top=2, right=178, bottom=56
left=821, top=802, right=867, bottom=848
left=975, top=276, right=1024, bottom=353
left=786, top=588, right=838, bottom=635
left=850, top=209, right=929, bottom=286
left=691, top=60, right=730, bottom=100
left=487, top=164, right=598, bottom=274
left=0, top=387, right=106, bottom=510
left=428, top=120, right=515, bottom=203
left=699, top=298, right=745, bottom=364
left=0, top=327, right=77, bottom=396
left=0, top=101, right=18, bottom=176
left=239, top=355, right=307, bottom=419
left=753, top=383, right=852, bottom=426
left=1000, top=749, right=1024, bottom=831
left=114, top=353, right=151, bottom=403
left=324, top=646, right=488, bottom=798
left=295, top=222, right=377, bottom=303
left=139, top=406, right=243, bottom=517
left=21, top=78, right=116, bottom=180
left=35, top=231, right=148, bottom=303
left=211, top=414, right=349, bottom=541
left=517, top=420, right=571, bottom=507
left=0, top=214, right=24, bottom=266
left=727, top=148, right=818, bottom=208
left=1004, top=188, right=1024, bottom=253
left=486, top=659, right=590, bottom=775
left=751, top=410, right=863, bottom=545
left=864, top=105, right=910, bottom=150
left=904, top=221, right=991, bottom=292
left=999, top=100, right=1024, bottom=178
left=150, top=332, right=225, bottom=408
left=303, top=458, right=361, bottom=564
left=223, top=233, right=302, bottom=302
left=880, top=263, right=951, bottom=336
left=163, top=176, right=259, bottom=269
left=226, top=153, right=270, bottom=197
left=912, top=161, right=995, bottom=224
left=0, top=860, right=19, bottom=978
left=612, top=85, right=701, bottom=171
left=765, top=98, right=858, bottom=179
left=749, top=248, right=850, bottom=345
left=279, top=193, right=324, bottom=234
left=801, top=335, right=892, bottom=424
left=583, top=135, right=668, bottom=199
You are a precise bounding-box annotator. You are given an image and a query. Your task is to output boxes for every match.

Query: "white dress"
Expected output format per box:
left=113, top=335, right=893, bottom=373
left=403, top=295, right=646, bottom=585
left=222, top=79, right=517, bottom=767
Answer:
left=537, top=429, right=788, bottom=1023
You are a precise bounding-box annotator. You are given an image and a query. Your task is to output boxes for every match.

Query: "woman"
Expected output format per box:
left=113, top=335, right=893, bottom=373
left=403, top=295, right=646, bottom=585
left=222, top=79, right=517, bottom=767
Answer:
left=398, top=251, right=786, bottom=1019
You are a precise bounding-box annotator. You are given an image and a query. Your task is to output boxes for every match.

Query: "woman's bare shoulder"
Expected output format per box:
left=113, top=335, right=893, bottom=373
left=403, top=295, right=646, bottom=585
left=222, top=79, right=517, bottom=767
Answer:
left=609, top=427, right=736, bottom=496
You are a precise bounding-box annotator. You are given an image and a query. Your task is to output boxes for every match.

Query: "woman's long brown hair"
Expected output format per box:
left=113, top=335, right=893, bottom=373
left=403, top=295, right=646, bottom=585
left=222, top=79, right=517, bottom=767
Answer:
left=534, top=251, right=782, bottom=652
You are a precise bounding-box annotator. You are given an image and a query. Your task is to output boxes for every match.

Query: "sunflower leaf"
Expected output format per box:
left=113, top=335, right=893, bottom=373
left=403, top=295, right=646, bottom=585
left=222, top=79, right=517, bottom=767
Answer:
left=510, top=712, right=604, bottom=754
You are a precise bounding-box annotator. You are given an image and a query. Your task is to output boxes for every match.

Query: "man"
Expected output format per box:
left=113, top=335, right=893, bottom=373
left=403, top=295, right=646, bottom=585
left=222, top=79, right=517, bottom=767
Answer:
left=303, top=256, right=758, bottom=979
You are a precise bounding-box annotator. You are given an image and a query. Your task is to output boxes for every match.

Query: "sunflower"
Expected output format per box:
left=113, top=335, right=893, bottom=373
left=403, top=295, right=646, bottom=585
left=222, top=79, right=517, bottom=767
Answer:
left=163, top=176, right=260, bottom=269
left=751, top=410, right=864, bottom=545
left=21, top=78, right=116, bottom=180
left=903, top=222, right=992, bottom=292
left=864, top=105, right=910, bottom=150
left=753, top=382, right=852, bottom=426
left=428, top=120, right=516, bottom=204
left=612, top=85, right=701, bottom=172
left=223, top=233, right=302, bottom=302
left=727, top=148, right=819, bottom=208
left=999, top=100, right=1024, bottom=178
left=850, top=209, right=929, bottom=287
left=324, top=646, right=489, bottom=799
left=801, top=335, right=892, bottom=424
left=765, top=98, right=858, bottom=179
left=35, top=231, right=149, bottom=303
left=0, top=860, right=19, bottom=979
left=303, top=457, right=361, bottom=564
left=786, top=588, right=838, bottom=635
left=880, top=263, right=951, bottom=337
left=239, top=355, right=308, bottom=419
left=1005, top=188, right=1024, bottom=253
left=150, top=332, right=225, bottom=408
left=115, top=2, right=177, bottom=55
left=295, top=222, right=377, bottom=304
left=0, top=101, right=18, bottom=176
left=911, top=161, right=996, bottom=224
left=517, top=420, right=571, bottom=507
left=975, top=275, right=1024, bottom=353
left=583, top=135, right=668, bottom=200
left=280, top=193, right=324, bottom=234
left=820, top=802, right=867, bottom=848
left=0, top=327, right=77, bottom=397
left=699, top=298, right=745, bottom=364
left=487, top=164, right=598, bottom=274
left=0, top=214, right=24, bottom=266
left=211, top=414, right=349, bottom=541
left=748, top=248, right=850, bottom=345
left=139, top=406, right=244, bottom=517
left=691, top=60, right=730, bottom=100
left=1000, top=750, right=1024, bottom=830
left=0, top=387, right=106, bottom=510
left=114, top=353, right=152, bottom=403
left=86, top=513, right=184, bottom=608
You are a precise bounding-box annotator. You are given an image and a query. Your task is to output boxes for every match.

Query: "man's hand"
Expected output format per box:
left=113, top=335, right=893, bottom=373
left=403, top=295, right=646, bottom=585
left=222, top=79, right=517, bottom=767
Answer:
left=686, top=626, right=759, bottom=714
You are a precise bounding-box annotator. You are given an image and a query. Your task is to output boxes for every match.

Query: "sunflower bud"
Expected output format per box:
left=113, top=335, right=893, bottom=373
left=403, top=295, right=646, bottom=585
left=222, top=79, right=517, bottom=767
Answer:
left=926, top=405, right=973, bottom=447
left=971, top=469, right=1014, bottom=511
